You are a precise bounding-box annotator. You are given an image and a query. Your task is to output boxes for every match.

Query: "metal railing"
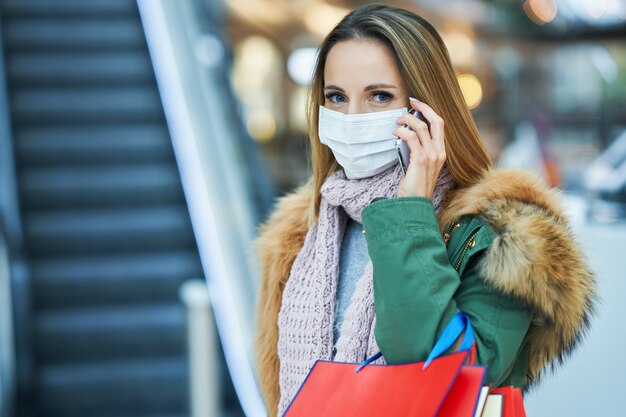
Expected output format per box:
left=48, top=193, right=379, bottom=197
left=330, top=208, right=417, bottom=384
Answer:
left=180, top=279, right=219, bottom=417
left=0, top=232, right=15, bottom=417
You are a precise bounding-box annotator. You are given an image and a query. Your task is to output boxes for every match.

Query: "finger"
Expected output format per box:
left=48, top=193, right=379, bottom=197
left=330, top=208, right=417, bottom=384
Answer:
left=419, top=134, right=438, bottom=168
left=394, top=127, right=434, bottom=176
left=408, top=97, right=445, bottom=152
left=408, top=97, right=442, bottom=127
left=392, top=126, right=423, bottom=156
left=396, top=113, right=431, bottom=139
left=397, top=113, right=439, bottom=167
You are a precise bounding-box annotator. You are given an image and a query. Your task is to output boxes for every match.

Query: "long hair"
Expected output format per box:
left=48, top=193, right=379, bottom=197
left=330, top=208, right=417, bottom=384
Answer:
left=307, top=4, right=492, bottom=221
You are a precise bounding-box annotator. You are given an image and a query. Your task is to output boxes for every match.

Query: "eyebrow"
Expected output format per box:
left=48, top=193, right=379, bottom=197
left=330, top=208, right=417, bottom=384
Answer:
left=324, top=83, right=399, bottom=92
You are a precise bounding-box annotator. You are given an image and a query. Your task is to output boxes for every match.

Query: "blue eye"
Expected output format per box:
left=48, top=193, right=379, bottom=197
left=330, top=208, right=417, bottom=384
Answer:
left=372, top=91, right=393, bottom=103
left=325, top=93, right=346, bottom=104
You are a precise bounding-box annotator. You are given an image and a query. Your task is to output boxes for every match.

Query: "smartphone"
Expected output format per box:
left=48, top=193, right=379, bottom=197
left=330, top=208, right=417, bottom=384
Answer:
left=395, top=109, right=428, bottom=175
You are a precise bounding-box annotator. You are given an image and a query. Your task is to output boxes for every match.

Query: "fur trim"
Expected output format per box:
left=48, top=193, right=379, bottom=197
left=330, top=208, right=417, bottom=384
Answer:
left=255, top=169, right=596, bottom=415
left=254, top=182, right=312, bottom=417
left=438, top=169, right=597, bottom=388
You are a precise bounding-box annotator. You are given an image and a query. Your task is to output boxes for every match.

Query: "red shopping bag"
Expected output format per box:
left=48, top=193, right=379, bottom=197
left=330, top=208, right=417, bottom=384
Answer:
left=283, top=312, right=487, bottom=417
left=283, top=350, right=482, bottom=417
left=487, top=387, right=526, bottom=417
left=438, top=365, right=488, bottom=417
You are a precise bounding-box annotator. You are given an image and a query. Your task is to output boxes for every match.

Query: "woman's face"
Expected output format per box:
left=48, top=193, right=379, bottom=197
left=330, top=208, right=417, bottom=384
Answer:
left=323, top=39, right=409, bottom=115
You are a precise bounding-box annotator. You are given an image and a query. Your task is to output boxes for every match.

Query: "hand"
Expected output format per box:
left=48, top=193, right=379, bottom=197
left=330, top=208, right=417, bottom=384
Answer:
left=393, top=97, right=446, bottom=199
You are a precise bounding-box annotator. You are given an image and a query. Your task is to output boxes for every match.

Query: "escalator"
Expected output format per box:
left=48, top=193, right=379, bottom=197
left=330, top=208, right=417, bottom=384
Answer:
left=0, top=1, right=225, bottom=416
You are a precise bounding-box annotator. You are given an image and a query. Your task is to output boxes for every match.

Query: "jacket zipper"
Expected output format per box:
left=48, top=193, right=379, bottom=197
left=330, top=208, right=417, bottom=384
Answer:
left=443, top=222, right=461, bottom=246
left=454, top=230, right=480, bottom=271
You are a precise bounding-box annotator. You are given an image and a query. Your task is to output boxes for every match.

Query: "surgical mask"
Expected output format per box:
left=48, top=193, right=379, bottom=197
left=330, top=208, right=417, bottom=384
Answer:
left=318, top=105, right=408, bottom=179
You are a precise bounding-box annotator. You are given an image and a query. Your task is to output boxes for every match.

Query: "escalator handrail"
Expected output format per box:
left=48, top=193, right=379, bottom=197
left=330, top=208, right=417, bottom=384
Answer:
left=0, top=230, right=16, bottom=417
left=0, top=15, right=24, bottom=257
left=137, top=2, right=267, bottom=416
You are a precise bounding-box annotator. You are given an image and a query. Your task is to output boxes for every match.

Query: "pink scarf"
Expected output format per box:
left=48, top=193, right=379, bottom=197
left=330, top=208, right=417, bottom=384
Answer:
left=276, top=164, right=455, bottom=415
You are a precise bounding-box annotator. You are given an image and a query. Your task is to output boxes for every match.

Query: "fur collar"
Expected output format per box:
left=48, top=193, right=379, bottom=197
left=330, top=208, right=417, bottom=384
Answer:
left=438, top=169, right=596, bottom=387
left=255, top=169, right=596, bottom=416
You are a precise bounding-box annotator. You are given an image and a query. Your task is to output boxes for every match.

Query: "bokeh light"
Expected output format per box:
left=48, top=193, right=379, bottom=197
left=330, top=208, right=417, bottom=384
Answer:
left=442, top=31, right=475, bottom=66
left=523, top=0, right=558, bottom=25
left=457, top=73, right=483, bottom=110
left=246, top=109, right=277, bottom=142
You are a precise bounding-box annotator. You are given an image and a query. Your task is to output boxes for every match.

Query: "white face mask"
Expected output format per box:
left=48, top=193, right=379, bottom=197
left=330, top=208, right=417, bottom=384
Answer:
left=318, top=105, right=408, bottom=179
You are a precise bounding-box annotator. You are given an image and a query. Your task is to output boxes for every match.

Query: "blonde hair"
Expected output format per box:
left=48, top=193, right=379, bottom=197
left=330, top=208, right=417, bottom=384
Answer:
left=306, top=4, right=492, bottom=221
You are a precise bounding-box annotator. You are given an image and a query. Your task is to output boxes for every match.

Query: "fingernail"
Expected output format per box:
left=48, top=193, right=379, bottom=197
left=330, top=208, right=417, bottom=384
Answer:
left=409, top=97, right=418, bottom=102
left=395, top=117, right=402, bottom=123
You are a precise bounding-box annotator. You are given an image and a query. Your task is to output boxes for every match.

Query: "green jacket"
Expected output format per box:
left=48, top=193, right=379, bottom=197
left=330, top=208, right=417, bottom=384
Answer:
left=362, top=197, right=531, bottom=388
left=255, top=169, right=596, bottom=417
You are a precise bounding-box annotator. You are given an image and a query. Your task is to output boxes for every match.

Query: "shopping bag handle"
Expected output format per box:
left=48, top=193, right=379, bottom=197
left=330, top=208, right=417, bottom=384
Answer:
left=356, top=311, right=474, bottom=372
left=423, top=311, right=474, bottom=369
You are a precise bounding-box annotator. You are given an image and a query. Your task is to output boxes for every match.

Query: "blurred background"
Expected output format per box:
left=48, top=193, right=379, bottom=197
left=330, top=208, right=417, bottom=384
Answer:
left=0, top=0, right=624, bottom=417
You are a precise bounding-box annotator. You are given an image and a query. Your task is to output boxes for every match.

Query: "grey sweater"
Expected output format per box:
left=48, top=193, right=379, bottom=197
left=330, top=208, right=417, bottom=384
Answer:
left=333, top=218, right=369, bottom=347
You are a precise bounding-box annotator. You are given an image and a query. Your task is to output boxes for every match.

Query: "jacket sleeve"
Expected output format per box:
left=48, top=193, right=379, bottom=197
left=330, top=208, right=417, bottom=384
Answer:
left=361, top=197, right=533, bottom=387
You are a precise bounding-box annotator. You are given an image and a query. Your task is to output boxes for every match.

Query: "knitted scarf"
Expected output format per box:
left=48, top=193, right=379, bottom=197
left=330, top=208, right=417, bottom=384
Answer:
left=276, top=164, right=454, bottom=416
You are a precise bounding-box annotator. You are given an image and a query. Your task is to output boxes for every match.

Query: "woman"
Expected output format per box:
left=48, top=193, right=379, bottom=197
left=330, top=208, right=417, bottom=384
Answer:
left=255, top=4, right=596, bottom=417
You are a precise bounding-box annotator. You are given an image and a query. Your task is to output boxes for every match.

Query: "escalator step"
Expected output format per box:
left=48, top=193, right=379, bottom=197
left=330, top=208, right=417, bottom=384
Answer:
left=24, top=205, right=195, bottom=255
left=34, top=303, right=186, bottom=364
left=31, top=250, right=202, bottom=309
left=19, top=163, right=184, bottom=209
left=4, top=17, right=145, bottom=51
left=37, top=357, right=188, bottom=415
left=15, top=124, right=172, bottom=166
left=12, top=87, right=163, bottom=124
left=7, top=50, right=154, bottom=87
left=1, top=0, right=136, bottom=17
left=59, top=414, right=189, bottom=417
